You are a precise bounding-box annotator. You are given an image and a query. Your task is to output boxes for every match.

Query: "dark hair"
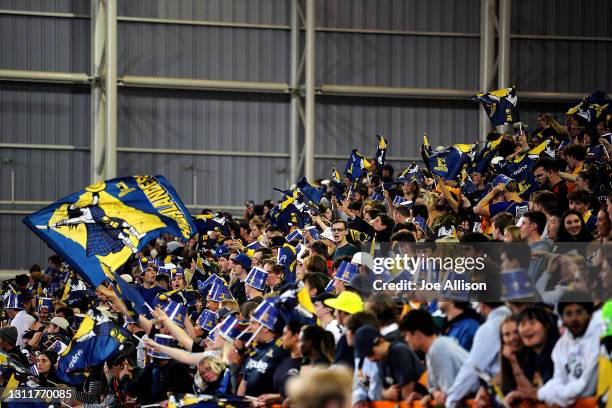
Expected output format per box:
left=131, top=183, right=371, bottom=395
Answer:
left=55, top=306, right=74, bottom=320
left=399, top=309, right=437, bottom=336
left=366, top=295, right=399, bottom=326
left=303, top=255, right=329, bottom=275
left=29, top=264, right=42, bottom=273
left=376, top=214, right=395, bottom=230
left=331, top=219, right=348, bottom=229
left=568, top=189, right=591, bottom=205
left=348, top=201, right=363, bottom=211
left=492, top=212, right=515, bottom=232
left=532, top=157, right=560, bottom=173
left=564, top=144, right=587, bottom=161
left=39, top=350, right=59, bottom=367
left=303, top=272, right=331, bottom=296
left=557, top=290, right=594, bottom=315
left=355, top=187, right=369, bottom=199
left=309, top=240, right=329, bottom=259
left=345, top=312, right=379, bottom=334
left=412, top=204, right=429, bottom=220
left=522, top=211, right=547, bottom=235
left=15, top=274, right=29, bottom=287
left=390, top=231, right=416, bottom=243
left=501, top=242, right=532, bottom=269
left=48, top=255, right=62, bottom=265
left=531, top=191, right=558, bottom=214
left=557, top=209, right=592, bottom=242
left=394, top=206, right=411, bottom=218
left=286, top=320, right=304, bottom=335
left=517, top=307, right=559, bottom=346
left=382, top=164, right=394, bottom=176
left=254, top=247, right=273, bottom=258
left=460, top=232, right=490, bottom=243
left=301, top=325, right=335, bottom=363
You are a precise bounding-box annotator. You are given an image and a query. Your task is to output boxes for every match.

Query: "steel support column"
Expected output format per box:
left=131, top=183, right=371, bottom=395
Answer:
left=479, top=0, right=496, bottom=142
left=498, top=0, right=512, bottom=89
left=289, top=0, right=302, bottom=182
left=90, top=0, right=117, bottom=183
left=105, top=0, right=118, bottom=179
left=304, top=0, right=316, bottom=181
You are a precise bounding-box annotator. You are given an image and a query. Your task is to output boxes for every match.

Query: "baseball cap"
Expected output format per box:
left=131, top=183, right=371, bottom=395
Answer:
left=323, top=291, right=363, bottom=314
left=353, top=324, right=382, bottom=359
left=49, top=317, right=70, bottom=331
left=351, top=252, right=374, bottom=270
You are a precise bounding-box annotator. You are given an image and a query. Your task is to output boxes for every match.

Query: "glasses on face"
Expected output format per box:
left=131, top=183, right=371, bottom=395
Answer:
left=331, top=228, right=346, bottom=233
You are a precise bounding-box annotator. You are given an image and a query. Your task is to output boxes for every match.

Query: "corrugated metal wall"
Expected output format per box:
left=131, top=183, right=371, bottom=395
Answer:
left=1, top=0, right=611, bottom=270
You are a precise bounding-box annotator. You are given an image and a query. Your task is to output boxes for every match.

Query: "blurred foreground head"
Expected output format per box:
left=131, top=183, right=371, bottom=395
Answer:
left=286, top=365, right=352, bottom=408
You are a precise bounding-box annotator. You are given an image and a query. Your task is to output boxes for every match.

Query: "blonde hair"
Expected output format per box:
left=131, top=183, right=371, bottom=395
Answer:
left=199, top=355, right=226, bottom=376
left=421, top=191, right=439, bottom=210
left=287, top=366, right=352, bottom=408
left=503, top=225, right=522, bottom=242
left=220, top=300, right=240, bottom=314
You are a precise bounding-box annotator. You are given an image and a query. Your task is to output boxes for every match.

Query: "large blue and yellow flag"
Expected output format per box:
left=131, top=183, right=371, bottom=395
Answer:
left=193, top=213, right=231, bottom=238
left=55, top=311, right=129, bottom=386
left=473, top=86, right=520, bottom=126
left=422, top=135, right=477, bottom=181
left=295, top=176, right=325, bottom=206
left=344, top=149, right=372, bottom=181
left=469, top=134, right=504, bottom=175
left=567, top=90, right=610, bottom=126
left=23, top=176, right=196, bottom=287
left=375, top=134, right=387, bottom=167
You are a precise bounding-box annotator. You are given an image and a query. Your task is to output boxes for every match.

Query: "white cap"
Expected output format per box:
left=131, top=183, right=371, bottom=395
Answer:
left=167, top=241, right=182, bottom=253
left=120, top=274, right=133, bottom=283
left=351, top=252, right=374, bottom=270
left=491, top=156, right=504, bottom=166
left=50, top=317, right=70, bottom=331
left=320, top=227, right=335, bottom=242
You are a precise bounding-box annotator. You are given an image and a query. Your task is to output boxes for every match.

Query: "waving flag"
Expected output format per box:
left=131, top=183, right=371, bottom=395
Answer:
left=331, top=165, right=346, bottom=200
left=111, top=270, right=148, bottom=317
left=55, top=311, right=129, bottom=385
left=422, top=136, right=477, bottom=181
left=295, top=177, right=325, bottom=206
left=23, top=176, right=196, bottom=288
left=469, top=134, right=504, bottom=175
left=473, top=86, right=520, bottom=126
left=567, top=90, right=610, bottom=125
left=396, top=162, right=425, bottom=184
left=267, top=193, right=308, bottom=232
left=375, top=135, right=388, bottom=167
left=344, top=149, right=371, bottom=181
left=193, top=213, right=230, bottom=238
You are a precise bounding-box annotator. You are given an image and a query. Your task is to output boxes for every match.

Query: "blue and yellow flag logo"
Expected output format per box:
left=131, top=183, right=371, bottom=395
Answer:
left=23, top=175, right=196, bottom=287
left=473, top=86, right=520, bottom=126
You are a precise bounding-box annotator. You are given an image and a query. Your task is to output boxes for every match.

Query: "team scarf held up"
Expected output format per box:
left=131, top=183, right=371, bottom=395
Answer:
left=473, top=86, right=520, bottom=127
left=23, top=176, right=197, bottom=288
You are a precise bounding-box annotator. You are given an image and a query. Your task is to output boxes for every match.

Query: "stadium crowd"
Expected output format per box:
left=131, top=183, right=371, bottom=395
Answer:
left=1, top=98, right=612, bottom=408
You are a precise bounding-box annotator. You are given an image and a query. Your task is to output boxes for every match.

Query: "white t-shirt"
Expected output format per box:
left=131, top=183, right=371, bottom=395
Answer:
left=325, top=319, right=343, bottom=344
left=11, top=310, right=35, bottom=347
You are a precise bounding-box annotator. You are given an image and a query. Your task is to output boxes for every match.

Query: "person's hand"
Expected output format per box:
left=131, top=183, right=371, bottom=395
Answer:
left=516, top=382, right=538, bottom=400
left=382, top=385, right=401, bottom=401
left=405, top=391, right=422, bottom=404
left=256, top=394, right=280, bottom=405
left=303, top=229, right=314, bottom=243
left=493, top=183, right=505, bottom=193
left=432, top=389, right=446, bottom=405
left=151, top=308, right=169, bottom=324
left=502, top=344, right=515, bottom=360
left=383, top=189, right=391, bottom=201
left=504, top=390, right=523, bottom=405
